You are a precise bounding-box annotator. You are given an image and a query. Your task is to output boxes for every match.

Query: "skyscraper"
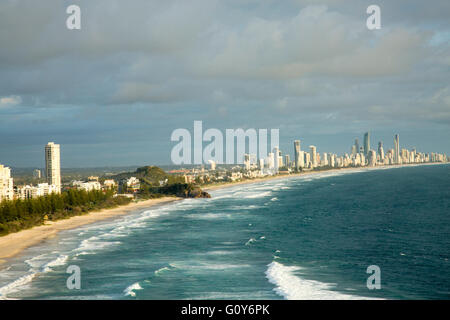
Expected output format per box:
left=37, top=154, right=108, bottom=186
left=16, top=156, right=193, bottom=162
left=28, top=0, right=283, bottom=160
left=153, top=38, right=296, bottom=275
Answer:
left=0, top=164, right=14, bottom=202
left=45, top=142, right=61, bottom=193
left=243, top=154, right=250, bottom=170
left=394, top=134, right=400, bottom=164
left=309, top=145, right=317, bottom=168
left=267, top=152, right=275, bottom=169
left=368, top=150, right=377, bottom=166
left=294, top=140, right=301, bottom=171
left=364, top=132, right=370, bottom=156
left=354, top=138, right=359, bottom=155
left=284, top=154, right=290, bottom=168
left=378, top=141, right=384, bottom=162
left=273, top=147, right=280, bottom=172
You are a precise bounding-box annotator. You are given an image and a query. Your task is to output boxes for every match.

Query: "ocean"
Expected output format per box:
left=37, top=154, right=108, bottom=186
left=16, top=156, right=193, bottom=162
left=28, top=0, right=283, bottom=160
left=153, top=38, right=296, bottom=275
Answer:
left=0, top=164, right=449, bottom=300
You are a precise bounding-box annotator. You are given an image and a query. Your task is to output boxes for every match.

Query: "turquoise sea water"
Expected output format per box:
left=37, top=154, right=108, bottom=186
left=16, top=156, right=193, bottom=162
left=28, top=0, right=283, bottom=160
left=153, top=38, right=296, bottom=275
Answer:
left=0, top=164, right=449, bottom=299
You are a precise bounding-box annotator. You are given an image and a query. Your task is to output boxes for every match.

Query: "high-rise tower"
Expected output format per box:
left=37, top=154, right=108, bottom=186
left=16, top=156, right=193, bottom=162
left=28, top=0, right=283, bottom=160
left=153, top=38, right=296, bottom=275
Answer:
left=309, top=145, right=317, bottom=168
left=364, top=132, right=370, bottom=156
left=394, top=134, right=400, bottom=164
left=378, top=141, right=384, bottom=162
left=294, top=140, right=301, bottom=171
left=0, top=164, right=14, bottom=202
left=45, top=142, right=61, bottom=193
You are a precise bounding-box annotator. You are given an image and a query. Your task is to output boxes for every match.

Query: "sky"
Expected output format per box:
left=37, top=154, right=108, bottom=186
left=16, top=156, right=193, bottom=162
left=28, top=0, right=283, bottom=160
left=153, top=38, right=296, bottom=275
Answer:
left=0, top=0, right=449, bottom=167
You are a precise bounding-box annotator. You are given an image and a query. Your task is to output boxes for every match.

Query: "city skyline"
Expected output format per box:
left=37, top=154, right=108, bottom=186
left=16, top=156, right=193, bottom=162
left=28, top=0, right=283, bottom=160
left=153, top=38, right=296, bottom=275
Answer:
left=0, top=131, right=448, bottom=170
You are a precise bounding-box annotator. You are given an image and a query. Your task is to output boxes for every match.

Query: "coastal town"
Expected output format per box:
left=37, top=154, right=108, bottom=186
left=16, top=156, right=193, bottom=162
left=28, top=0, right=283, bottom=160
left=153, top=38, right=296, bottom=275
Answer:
left=1, top=133, right=448, bottom=204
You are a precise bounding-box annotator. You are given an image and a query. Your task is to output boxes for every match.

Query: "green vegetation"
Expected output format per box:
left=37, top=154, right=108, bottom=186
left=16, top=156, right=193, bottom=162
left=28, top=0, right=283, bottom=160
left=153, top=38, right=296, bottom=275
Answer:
left=113, top=166, right=210, bottom=199
left=112, top=166, right=185, bottom=186
left=0, top=189, right=131, bottom=236
left=140, top=183, right=211, bottom=199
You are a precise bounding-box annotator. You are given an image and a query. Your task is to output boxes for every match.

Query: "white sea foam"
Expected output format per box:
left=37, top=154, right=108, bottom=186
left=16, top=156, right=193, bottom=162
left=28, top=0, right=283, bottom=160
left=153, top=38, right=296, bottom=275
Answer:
left=266, top=261, right=377, bottom=300
left=74, top=237, right=121, bottom=256
left=42, top=255, right=68, bottom=272
left=244, top=191, right=272, bottom=199
left=0, top=272, right=37, bottom=299
left=245, top=238, right=256, bottom=246
left=185, top=212, right=231, bottom=220
left=123, top=282, right=143, bottom=297
left=154, top=266, right=172, bottom=275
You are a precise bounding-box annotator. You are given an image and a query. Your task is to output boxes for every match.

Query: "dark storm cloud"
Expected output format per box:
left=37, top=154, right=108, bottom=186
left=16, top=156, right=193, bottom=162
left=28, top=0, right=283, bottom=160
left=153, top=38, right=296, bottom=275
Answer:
left=0, top=0, right=449, bottom=166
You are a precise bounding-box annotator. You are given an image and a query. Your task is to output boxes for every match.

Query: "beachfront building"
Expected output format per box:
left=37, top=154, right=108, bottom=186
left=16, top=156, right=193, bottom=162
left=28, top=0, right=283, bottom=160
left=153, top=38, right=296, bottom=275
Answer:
left=16, top=183, right=60, bottom=200
left=294, top=140, right=305, bottom=171
left=208, top=160, right=216, bottom=171
left=284, top=155, right=290, bottom=168
left=364, top=132, right=370, bottom=156
left=244, top=154, right=251, bottom=171
left=45, top=142, right=61, bottom=193
left=273, top=147, right=280, bottom=173
left=378, top=142, right=385, bottom=164
left=0, top=164, right=14, bottom=202
left=309, top=145, right=317, bottom=168
left=394, top=134, right=400, bottom=164
left=103, top=179, right=116, bottom=189
left=368, top=150, right=377, bottom=166
left=72, top=180, right=102, bottom=192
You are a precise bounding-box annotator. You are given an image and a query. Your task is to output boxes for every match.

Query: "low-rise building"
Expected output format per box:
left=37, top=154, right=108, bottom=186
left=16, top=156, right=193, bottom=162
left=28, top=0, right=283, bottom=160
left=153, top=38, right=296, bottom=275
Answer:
left=72, top=180, right=102, bottom=192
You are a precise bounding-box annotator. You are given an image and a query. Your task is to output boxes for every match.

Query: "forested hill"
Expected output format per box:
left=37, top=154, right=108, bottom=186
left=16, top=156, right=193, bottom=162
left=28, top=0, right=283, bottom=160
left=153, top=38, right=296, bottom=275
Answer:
left=109, top=166, right=211, bottom=199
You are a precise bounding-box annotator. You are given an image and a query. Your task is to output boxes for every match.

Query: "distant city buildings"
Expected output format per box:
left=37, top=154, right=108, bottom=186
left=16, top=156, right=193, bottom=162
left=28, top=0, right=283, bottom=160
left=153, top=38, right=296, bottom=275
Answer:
left=33, top=169, right=41, bottom=179
left=208, top=160, right=216, bottom=171
left=1, top=133, right=449, bottom=204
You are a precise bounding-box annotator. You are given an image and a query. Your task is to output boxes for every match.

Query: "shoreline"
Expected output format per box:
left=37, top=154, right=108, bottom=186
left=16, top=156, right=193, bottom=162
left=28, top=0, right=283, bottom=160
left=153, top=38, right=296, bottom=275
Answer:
left=0, top=197, right=181, bottom=265
left=0, top=161, right=446, bottom=265
left=203, top=162, right=447, bottom=192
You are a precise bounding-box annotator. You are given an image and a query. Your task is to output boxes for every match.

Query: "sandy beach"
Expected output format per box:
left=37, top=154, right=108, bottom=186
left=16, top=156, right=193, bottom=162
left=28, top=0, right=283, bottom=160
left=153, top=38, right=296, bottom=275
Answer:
left=0, top=197, right=181, bottom=265
left=203, top=162, right=446, bottom=192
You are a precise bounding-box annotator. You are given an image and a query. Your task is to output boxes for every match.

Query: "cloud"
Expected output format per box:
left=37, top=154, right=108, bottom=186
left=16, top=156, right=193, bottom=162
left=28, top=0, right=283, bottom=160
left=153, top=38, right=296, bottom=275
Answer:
left=0, top=0, right=449, bottom=166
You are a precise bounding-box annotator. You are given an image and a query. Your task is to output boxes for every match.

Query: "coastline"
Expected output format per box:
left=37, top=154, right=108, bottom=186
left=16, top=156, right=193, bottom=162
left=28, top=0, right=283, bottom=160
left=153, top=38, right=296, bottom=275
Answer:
left=0, top=197, right=181, bottom=265
left=203, top=162, right=447, bottom=192
left=0, top=161, right=446, bottom=266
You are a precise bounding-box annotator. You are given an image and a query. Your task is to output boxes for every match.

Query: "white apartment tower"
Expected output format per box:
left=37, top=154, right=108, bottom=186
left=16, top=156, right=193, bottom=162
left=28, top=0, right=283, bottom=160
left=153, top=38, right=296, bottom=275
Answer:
left=273, top=147, right=280, bottom=172
left=0, top=164, right=14, bottom=202
left=45, top=142, right=61, bottom=193
left=309, top=145, right=317, bottom=168
left=394, top=134, right=400, bottom=164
